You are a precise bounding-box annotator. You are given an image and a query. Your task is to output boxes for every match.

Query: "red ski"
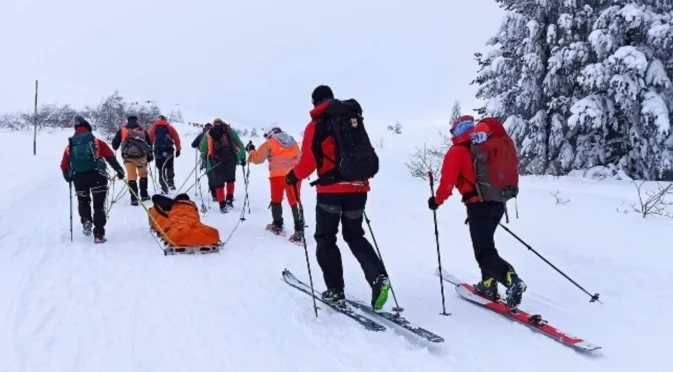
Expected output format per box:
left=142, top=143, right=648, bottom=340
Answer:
left=438, top=269, right=601, bottom=353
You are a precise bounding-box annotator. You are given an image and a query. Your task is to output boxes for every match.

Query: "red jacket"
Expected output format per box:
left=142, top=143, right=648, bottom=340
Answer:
left=434, top=126, right=485, bottom=205
left=148, top=119, right=182, bottom=151
left=293, top=101, right=370, bottom=194
left=60, top=127, right=115, bottom=171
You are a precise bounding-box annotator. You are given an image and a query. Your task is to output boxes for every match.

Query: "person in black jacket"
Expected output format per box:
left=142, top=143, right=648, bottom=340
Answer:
left=111, top=116, right=153, bottom=205
left=191, top=123, right=215, bottom=200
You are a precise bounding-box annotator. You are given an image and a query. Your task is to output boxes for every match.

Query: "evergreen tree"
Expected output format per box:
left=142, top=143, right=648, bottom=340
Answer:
left=450, top=100, right=462, bottom=123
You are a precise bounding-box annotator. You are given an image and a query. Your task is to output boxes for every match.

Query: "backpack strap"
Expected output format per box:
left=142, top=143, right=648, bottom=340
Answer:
left=310, top=115, right=339, bottom=187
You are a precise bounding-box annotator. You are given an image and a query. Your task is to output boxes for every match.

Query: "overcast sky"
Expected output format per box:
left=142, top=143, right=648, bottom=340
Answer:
left=0, top=0, right=503, bottom=132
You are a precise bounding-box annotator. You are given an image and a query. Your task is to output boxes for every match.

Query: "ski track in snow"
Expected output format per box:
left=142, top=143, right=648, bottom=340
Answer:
left=0, top=126, right=671, bottom=372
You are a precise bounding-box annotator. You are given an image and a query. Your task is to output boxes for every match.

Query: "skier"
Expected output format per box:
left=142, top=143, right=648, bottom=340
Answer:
left=200, top=118, right=246, bottom=213
left=285, top=85, right=390, bottom=310
left=427, top=115, right=526, bottom=310
left=111, top=116, right=153, bottom=205
left=246, top=127, right=302, bottom=242
left=148, top=116, right=182, bottom=194
left=60, top=115, right=125, bottom=243
left=191, top=123, right=216, bottom=201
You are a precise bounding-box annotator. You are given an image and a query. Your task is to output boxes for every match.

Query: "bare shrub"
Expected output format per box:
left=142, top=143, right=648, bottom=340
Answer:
left=550, top=190, right=570, bottom=205
left=405, top=143, right=444, bottom=181
left=629, top=181, right=673, bottom=218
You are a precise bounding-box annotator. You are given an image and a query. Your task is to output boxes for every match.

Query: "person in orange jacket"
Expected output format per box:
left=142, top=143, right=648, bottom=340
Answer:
left=111, top=116, right=153, bottom=205
left=148, top=115, right=182, bottom=194
left=427, top=115, right=526, bottom=310
left=246, top=127, right=303, bottom=241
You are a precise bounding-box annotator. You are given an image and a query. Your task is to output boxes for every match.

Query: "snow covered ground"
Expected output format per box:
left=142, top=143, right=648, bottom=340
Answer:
left=0, top=123, right=671, bottom=372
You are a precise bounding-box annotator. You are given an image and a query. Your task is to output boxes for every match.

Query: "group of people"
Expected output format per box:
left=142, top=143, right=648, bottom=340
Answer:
left=60, top=114, right=182, bottom=242
left=60, top=84, right=528, bottom=312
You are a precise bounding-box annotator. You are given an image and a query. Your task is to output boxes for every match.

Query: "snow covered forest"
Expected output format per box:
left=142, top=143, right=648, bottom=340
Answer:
left=0, top=92, right=184, bottom=140
left=474, top=0, right=673, bottom=181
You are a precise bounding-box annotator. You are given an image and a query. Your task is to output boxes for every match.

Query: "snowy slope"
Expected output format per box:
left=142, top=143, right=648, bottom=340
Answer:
left=0, top=124, right=671, bottom=372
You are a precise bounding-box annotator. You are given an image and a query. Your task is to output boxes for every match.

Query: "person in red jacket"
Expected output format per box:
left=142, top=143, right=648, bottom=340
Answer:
left=427, top=115, right=527, bottom=309
left=61, top=116, right=125, bottom=243
left=148, top=115, right=182, bottom=194
left=285, top=85, right=391, bottom=311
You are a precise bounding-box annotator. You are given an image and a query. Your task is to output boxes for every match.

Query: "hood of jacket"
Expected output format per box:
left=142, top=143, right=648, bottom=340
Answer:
left=269, top=132, right=296, bottom=147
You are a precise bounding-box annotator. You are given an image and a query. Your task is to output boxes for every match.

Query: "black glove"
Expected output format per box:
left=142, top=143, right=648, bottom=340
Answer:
left=176, top=150, right=181, bottom=158
left=63, top=170, right=71, bottom=183
left=115, top=168, right=125, bottom=180
left=147, top=153, right=154, bottom=162
left=245, top=141, right=255, bottom=152
left=285, top=170, right=298, bottom=185
left=428, top=196, right=439, bottom=210
left=240, top=159, right=246, bottom=167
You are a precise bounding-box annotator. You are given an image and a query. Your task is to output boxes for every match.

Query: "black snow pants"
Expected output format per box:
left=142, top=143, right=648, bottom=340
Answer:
left=72, top=171, right=108, bottom=237
left=314, top=192, right=387, bottom=291
left=155, top=153, right=175, bottom=192
left=466, top=201, right=514, bottom=284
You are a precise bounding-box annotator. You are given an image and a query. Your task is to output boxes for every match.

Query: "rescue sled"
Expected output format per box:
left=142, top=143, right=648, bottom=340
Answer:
left=147, top=194, right=222, bottom=256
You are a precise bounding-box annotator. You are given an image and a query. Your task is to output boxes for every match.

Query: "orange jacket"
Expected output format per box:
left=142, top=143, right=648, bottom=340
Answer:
left=248, top=132, right=300, bottom=177
left=148, top=119, right=182, bottom=151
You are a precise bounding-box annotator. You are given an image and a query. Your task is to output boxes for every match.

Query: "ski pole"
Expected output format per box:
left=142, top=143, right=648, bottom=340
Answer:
left=428, top=171, right=450, bottom=316
left=69, top=180, right=73, bottom=242
left=363, top=211, right=404, bottom=313
left=497, top=223, right=602, bottom=304
left=293, top=182, right=318, bottom=318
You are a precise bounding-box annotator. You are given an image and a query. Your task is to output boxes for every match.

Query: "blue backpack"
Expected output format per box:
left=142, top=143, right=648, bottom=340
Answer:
left=69, top=133, right=106, bottom=175
left=153, top=125, right=175, bottom=154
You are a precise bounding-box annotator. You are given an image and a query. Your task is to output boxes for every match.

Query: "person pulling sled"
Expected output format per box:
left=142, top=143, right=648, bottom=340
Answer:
left=60, top=116, right=125, bottom=243
left=285, top=85, right=390, bottom=310
left=191, top=123, right=216, bottom=201
left=111, top=116, right=153, bottom=205
left=246, top=127, right=303, bottom=242
left=148, top=115, right=182, bottom=194
left=427, top=115, right=526, bottom=310
left=200, top=118, right=246, bottom=213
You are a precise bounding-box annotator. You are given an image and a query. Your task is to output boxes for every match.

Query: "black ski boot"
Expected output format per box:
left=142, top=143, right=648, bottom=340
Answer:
left=167, top=167, right=176, bottom=191
left=289, top=204, right=305, bottom=243
left=139, top=177, right=150, bottom=202
left=94, top=235, right=107, bottom=244
left=266, top=203, right=284, bottom=235
left=371, top=274, right=391, bottom=311
left=226, top=195, right=234, bottom=209
left=128, top=180, right=139, bottom=206
left=219, top=201, right=228, bottom=213
left=505, top=271, right=527, bottom=311
left=82, top=219, right=93, bottom=236
left=474, top=277, right=500, bottom=301
left=321, top=288, right=345, bottom=305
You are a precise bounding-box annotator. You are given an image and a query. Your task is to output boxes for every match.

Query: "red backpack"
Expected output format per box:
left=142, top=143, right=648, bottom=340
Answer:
left=468, top=117, right=519, bottom=203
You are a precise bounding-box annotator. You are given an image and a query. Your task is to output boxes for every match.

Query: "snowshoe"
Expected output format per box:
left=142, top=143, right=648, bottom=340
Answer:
left=82, top=219, right=93, bottom=236
left=94, top=235, right=106, bottom=244
left=474, top=277, right=500, bottom=301
left=321, top=288, right=345, bottom=305
left=505, top=271, right=527, bottom=311
left=266, top=223, right=285, bottom=236
left=288, top=231, right=304, bottom=245
left=371, top=274, right=391, bottom=311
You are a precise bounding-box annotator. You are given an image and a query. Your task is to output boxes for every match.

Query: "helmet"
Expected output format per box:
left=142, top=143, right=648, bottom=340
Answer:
left=264, top=126, right=282, bottom=138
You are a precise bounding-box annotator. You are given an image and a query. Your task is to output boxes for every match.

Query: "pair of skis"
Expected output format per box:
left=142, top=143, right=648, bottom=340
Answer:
left=282, top=269, right=444, bottom=343
left=436, top=268, right=601, bottom=353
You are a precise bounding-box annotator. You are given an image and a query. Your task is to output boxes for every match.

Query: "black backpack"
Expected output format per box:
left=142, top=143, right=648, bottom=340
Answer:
left=153, top=125, right=175, bottom=154
left=210, top=125, right=237, bottom=162
left=311, top=99, right=379, bottom=186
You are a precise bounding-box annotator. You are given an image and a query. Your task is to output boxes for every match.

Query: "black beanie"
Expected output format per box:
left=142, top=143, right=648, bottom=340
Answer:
left=311, top=85, right=334, bottom=105
left=127, top=115, right=138, bottom=123
left=74, top=115, right=92, bottom=131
